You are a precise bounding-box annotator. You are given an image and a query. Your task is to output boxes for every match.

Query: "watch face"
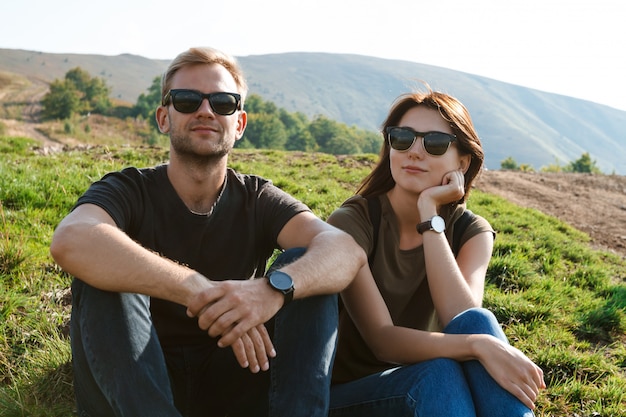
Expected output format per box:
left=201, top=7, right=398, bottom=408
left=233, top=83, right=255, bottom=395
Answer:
left=269, top=271, right=294, bottom=292
left=432, top=216, right=446, bottom=233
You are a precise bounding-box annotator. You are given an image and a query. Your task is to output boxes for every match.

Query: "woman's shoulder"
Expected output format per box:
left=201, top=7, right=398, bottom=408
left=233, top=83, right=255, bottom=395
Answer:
left=328, top=195, right=371, bottom=230
left=449, top=205, right=495, bottom=239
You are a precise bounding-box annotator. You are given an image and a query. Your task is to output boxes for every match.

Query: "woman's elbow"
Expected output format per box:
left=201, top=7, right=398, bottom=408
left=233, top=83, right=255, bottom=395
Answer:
left=367, top=337, right=399, bottom=364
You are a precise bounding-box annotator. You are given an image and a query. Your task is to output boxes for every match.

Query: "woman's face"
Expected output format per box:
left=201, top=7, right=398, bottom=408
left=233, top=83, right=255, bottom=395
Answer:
left=389, top=106, right=466, bottom=195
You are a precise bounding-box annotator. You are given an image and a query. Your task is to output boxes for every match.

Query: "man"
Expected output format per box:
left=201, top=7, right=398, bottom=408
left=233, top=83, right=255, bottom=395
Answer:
left=50, top=47, right=366, bottom=417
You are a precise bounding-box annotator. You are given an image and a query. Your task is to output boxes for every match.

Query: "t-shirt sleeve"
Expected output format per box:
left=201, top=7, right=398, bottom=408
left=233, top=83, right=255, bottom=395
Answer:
left=256, top=181, right=311, bottom=247
left=456, top=212, right=496, bottom=250
left=74, top=167, right=146, bottom=231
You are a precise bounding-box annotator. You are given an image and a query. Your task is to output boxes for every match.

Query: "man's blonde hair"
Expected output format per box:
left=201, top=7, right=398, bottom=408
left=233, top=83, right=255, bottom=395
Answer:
left=161, top=47, right=248, bottom=105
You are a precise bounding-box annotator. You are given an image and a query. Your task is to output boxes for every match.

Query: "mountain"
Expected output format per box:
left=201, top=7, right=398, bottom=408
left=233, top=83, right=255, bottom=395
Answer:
left=1, top=48, right=625, bottom=174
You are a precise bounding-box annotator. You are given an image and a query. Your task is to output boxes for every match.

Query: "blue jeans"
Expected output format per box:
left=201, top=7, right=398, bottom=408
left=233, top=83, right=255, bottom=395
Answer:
left=70, top=248, right=338, bottom=417
left=329, top=308, right=535, bottom=417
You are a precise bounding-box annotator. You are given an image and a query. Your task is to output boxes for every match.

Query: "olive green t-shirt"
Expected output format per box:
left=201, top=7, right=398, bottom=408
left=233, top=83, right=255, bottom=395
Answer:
left=327, top=194, right=495, bottom=384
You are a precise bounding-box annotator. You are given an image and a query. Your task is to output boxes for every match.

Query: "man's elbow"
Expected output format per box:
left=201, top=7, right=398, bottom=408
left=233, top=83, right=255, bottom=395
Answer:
left=339, top=231, right=367, bottom=270
left=49, top=222, right=79, bottom=270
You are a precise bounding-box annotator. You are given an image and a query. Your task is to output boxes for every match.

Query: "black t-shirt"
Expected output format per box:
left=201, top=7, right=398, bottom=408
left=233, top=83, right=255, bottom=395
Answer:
left=75, top=164, right=310, bottom=345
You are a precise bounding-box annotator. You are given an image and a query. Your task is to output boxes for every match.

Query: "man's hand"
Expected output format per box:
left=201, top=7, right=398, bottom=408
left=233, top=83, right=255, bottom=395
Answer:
left=230, top=324, right=276, bottom=373
left=186, top=278, right=284, bottom=347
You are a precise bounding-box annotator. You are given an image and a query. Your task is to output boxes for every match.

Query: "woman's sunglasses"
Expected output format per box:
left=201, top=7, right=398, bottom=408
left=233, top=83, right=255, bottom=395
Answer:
left=386, top=126, right=457, bottom=156
left=162, top=89, right=241, bottom=115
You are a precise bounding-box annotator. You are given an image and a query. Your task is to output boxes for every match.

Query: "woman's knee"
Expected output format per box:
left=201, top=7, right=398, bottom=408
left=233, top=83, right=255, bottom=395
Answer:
left=444, top=307, right=506, bottom=340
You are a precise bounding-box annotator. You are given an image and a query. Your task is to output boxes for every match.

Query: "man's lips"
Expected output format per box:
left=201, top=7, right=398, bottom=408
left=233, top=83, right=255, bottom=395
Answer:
left=191, top=125, right=217, bottom=133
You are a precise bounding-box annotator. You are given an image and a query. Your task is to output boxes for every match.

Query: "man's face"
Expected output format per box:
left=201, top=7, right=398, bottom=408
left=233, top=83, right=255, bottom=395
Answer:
left=156, top=63, right=247, bottom=160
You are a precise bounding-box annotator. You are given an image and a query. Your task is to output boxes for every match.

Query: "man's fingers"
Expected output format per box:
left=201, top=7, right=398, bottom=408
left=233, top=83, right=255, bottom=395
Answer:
left=230, top=339, right=249, bottom=369
left=246, top=327, right=268, bottom=372
left=205, top=310, right=240, bottom=337
left=257, top=324, right=276, bottom=359
left=228, top=326, right=276, bottom=374
left=241, top=333, right=260, bottom=373
left=217, top=320, right=249, bottom=348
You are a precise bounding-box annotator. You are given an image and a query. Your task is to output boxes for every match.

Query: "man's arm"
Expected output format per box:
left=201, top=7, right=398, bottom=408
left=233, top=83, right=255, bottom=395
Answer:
left=50, top=203, right=210, bottom=305
left=275, top=211, right=367, bottom=298
left=187, top=211, right=367, bottom=347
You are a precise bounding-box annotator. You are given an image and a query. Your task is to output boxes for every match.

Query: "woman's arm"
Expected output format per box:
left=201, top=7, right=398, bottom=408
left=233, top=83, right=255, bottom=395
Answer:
left=342, top=265, right=545, bottom=409
left=422, top=230, right=493, bottom=324
left=416, top=169, right=493, bottom=325
left=343, top=264, right=479, bottom=364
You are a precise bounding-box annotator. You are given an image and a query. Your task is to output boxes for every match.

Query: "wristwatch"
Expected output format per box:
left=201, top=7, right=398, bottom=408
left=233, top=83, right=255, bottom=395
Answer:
left=417, top=215, right=446, bottom=234
left=267, top=271, right=295, bottom=306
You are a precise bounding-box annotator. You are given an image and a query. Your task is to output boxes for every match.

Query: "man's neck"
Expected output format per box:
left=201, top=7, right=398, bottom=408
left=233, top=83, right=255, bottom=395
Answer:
left=167, top=153, right=228, bottom=214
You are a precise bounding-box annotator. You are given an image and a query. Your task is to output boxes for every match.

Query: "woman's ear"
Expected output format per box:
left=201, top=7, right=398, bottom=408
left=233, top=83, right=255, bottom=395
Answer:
left=156, top=106, right=170, bottom=134
left=459, top=154, right=471, bottom=174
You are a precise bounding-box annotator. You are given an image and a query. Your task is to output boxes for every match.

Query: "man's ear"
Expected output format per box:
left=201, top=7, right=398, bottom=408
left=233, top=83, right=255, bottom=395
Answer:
left=156, top=106, right=170, bottom=134
left=459, top=154, right=471, bottom=174
left=234, top=110, right=247, bottom=141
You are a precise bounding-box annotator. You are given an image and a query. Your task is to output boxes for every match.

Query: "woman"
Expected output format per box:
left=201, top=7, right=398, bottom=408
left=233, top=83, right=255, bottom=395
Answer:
left=327, top=90, right=545, bottom=416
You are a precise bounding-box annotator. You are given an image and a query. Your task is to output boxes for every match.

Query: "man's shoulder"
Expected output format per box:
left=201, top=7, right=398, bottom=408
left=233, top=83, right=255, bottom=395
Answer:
left=102, top=164, right=167, bottom=183
left=82, top=164, right=169, bottom=204
left=226, top=168, right=273, bottom=190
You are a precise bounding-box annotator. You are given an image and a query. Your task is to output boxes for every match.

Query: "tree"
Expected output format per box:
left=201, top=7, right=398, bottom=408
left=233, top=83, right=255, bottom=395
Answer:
left=241, top=113, right=287, bottom=149
left=567, top=152, right=601, bottom=174
left=500, top=156, right=518, bottom=170
left=279, top=110, right=317, bottom=152
left=308, top=115, right=343, bottom=153
left=65, top=67, right=91, bottom=94
left=244, top=94, right=278, bottom=114
left=64, top=67, right=111, bottom=114
left=41, top=80, right=80, bottom=120
left=84, top=76, right=111, bottom=114
left=133, top=76, right=162, bottom=129
left=285, top=128, right=318, bottom=152
left=41, top=67, right=111, bottom=120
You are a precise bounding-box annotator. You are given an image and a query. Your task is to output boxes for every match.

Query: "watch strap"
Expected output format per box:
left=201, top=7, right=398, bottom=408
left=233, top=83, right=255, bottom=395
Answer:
left=416, top=220, right=433, bottom=234
left=416, top=215, right=445, bottom=234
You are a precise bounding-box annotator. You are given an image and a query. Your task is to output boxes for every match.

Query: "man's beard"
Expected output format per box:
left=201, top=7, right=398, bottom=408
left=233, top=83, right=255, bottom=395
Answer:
left=170, top=131, right=233, bottom=164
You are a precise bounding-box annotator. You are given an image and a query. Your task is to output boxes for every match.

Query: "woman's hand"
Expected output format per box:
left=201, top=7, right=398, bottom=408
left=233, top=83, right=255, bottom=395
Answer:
left=473, top=335, right=546, bottom=409
left=417, top=169, right=466, bottom=214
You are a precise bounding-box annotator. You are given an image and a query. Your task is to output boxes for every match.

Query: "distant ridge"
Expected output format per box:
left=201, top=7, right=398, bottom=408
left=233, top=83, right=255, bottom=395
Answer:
left=1, top=48, right=625, bottom=174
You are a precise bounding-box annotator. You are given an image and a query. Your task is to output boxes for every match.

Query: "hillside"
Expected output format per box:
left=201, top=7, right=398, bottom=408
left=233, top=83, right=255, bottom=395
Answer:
left=1, top=48, right=625, bottom=174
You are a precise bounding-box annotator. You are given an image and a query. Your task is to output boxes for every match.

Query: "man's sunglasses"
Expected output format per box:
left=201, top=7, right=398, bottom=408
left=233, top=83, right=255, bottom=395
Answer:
left=386, top=126, right=457, bottom=156
left=162, top=89, right=241, bottom=115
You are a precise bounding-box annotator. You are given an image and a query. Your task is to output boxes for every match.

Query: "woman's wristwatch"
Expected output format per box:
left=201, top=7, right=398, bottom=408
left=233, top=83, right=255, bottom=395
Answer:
left=417, top=215, right=446, bottom=234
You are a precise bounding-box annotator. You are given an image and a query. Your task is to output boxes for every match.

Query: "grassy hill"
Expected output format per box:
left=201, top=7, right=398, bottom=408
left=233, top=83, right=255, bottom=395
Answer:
left=0, top=136, right=624, bottom=416
left=1, top=48, right=626, bottom=174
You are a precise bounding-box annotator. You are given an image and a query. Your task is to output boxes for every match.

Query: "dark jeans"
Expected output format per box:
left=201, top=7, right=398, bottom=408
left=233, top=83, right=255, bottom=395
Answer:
left=329, top=308, right=534, bottom=417
left=70, top=248, right=338, bottom=417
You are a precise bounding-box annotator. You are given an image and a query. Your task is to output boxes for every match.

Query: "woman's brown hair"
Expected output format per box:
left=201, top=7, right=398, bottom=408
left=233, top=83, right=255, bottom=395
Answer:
left=357, top=89, right=484, bottom=204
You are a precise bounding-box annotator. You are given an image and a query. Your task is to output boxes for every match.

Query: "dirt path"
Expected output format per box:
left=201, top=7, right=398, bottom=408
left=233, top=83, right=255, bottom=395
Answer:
left=1, top=77, right=64, bottom=152
left=475, top=170, right=626, bottom=258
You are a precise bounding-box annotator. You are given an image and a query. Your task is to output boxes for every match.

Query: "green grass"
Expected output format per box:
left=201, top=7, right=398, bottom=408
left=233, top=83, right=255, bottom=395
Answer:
left=1, top=136, right=625, bottom=416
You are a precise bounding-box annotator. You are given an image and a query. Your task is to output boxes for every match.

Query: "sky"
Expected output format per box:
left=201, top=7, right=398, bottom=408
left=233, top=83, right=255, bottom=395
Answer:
left=2, top=0, right=625, bottom=111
